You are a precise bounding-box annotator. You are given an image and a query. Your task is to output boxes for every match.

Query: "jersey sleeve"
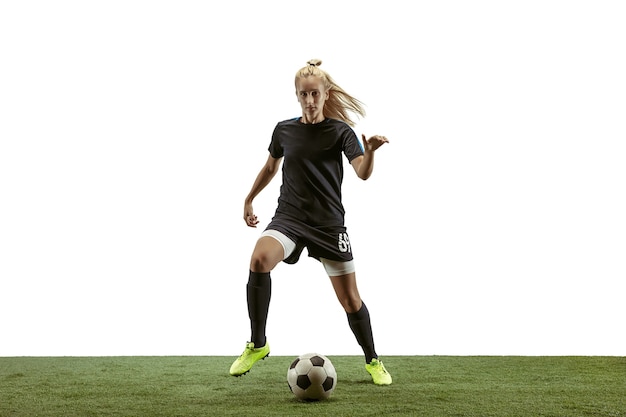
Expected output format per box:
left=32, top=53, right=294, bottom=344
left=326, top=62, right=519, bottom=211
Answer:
left=342, top=125, right=364, bottom=162
left=268, top=123, right=284, bottom=158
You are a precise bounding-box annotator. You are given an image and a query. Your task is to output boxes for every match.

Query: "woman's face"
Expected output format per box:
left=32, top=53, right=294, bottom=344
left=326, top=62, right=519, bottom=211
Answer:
left=296, top=76, right=329, bottom=122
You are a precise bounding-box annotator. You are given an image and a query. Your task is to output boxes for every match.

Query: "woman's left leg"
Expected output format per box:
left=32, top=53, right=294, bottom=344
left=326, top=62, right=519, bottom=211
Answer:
left=328, top=271, right=378, bottom=363
left=325, top=260, right=392, bottom=385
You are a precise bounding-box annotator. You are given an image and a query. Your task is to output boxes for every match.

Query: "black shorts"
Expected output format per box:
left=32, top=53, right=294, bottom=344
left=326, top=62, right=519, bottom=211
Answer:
left=265, top=214, right=354, bottom=265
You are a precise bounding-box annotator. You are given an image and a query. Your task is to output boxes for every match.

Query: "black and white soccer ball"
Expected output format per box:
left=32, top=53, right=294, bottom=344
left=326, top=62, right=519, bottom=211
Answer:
left=287, top=353, right=337, bottom=401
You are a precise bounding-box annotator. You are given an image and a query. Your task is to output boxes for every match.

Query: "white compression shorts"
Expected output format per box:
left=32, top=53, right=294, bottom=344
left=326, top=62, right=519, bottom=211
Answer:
left=260, top=229, right=356, bottom=276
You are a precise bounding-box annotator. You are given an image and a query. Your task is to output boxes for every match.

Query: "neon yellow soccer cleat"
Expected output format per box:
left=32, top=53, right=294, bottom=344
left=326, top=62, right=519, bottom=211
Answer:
left=365, top=358, right=392, bottom=385
left=229, top=342, right=270, bottom=376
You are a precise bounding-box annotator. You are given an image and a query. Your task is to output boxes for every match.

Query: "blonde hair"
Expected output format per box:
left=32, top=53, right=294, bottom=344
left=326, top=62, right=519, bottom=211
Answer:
left=295, top=59, right=366, bottom=127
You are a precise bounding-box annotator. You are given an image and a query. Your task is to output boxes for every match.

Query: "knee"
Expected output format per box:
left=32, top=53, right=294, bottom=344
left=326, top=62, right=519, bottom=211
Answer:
left=249, top=251, right=277, bottom=273
left=339, top=295, right=362, bottom=314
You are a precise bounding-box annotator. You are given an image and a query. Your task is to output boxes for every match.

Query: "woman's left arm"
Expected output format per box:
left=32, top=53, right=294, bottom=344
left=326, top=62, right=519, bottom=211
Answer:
left=351, top=134, right=389, bottom=180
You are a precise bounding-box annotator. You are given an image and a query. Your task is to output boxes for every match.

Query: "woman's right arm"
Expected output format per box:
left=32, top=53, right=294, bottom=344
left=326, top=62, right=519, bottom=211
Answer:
left=243, top=153, right=282, bottom=227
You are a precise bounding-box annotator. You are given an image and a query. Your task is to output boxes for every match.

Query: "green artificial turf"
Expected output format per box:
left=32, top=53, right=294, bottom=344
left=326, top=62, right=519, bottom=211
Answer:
left=1, top=356, right=624, bottom=416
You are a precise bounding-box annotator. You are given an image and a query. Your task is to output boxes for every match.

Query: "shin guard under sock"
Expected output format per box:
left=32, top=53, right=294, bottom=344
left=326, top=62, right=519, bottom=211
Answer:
left=347, top=302, right=377, bottom=363
left=247, top=271, right=271, bottom=348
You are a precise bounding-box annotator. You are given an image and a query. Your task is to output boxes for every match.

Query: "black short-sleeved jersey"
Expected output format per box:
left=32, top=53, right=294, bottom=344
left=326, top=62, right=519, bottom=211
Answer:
left=268, top=117, right=364, bottom=226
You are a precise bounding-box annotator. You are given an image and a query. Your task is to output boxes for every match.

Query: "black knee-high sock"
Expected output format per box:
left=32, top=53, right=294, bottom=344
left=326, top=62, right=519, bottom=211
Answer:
left=347, top=302, right=377, bottom=363
left=247, top=271, right=271, bottom=348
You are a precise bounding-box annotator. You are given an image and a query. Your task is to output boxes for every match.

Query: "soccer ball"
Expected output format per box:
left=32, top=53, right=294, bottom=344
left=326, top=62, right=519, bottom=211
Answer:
left=287, top=353, right=337, bottom=401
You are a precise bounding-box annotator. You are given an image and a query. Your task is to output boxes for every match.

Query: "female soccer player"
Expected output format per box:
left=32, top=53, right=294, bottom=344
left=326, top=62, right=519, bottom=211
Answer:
left=229, top=59, right=392, bottom=385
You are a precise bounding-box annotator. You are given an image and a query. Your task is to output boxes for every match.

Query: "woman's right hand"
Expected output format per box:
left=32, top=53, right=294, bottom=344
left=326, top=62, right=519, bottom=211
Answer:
left=244, top=202, right=259, bottom=227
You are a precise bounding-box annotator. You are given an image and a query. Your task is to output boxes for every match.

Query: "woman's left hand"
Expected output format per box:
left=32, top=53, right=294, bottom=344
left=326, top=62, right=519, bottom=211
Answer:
left=362, top=134, right=389, bottom=151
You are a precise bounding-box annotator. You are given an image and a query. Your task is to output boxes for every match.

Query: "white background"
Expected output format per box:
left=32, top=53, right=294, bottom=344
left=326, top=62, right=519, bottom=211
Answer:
left=1, top=1, right=624, bottom=357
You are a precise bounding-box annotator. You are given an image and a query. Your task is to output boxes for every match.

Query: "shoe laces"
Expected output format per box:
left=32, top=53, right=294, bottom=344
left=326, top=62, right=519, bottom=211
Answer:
left=372, top=359, right=388, bottom=373
left=237, top=342, right=255, bottom=359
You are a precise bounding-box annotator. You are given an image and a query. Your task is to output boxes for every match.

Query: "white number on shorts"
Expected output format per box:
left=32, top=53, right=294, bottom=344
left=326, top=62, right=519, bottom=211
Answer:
left=338, top=233, right=351, bottom=253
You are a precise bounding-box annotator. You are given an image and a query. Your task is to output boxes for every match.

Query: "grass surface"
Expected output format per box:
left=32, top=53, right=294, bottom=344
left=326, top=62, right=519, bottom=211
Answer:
left=1, top=356, right=624, bottom=416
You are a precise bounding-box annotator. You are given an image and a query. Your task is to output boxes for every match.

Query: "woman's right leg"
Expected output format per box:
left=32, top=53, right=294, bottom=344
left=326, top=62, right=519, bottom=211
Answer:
left=230, top=235, right=285, bottom=376
left=247, top=236, right=285, bottom=347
